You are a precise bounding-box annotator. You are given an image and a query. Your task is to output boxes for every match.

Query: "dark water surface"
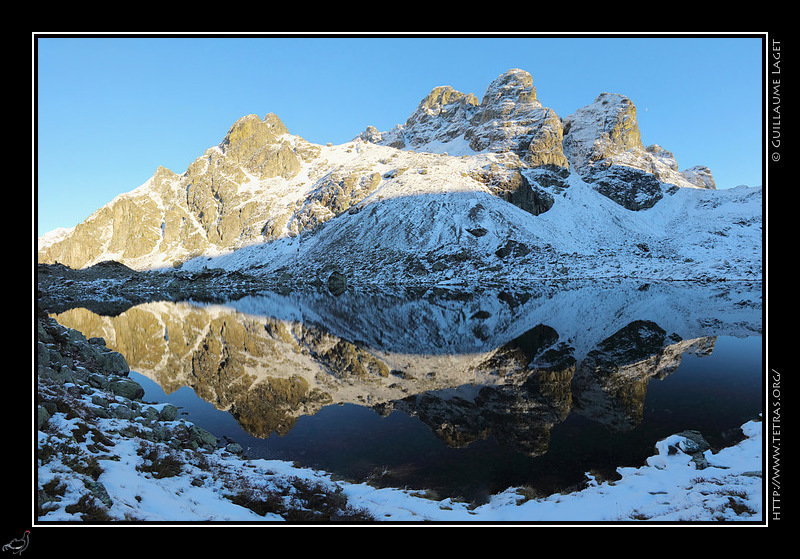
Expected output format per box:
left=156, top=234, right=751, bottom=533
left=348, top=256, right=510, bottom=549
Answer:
left=54, top=281, right=763, bottom=503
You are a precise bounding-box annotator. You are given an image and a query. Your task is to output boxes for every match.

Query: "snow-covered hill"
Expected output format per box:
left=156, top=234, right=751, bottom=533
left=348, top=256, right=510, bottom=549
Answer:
left=180, top=171, right=761, bottom=285
left=37, top=69, right=762, bottom=284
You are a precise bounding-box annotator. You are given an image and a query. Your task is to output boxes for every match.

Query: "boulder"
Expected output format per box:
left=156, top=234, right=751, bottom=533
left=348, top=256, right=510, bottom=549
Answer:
left=495, top=239, right=531, bottom=259
left=109, top=378, right=145, bottom=401
left=88, top=373, right=110, bottom=390
left=189, top=425, right=218, bottom=449
left=158, top=404, right=179, bottom=422
left=96, top=350, right=130, bottom=376
left=111, top=404, right=135, bottom=420
left=37, top=406, right=50, bottom=430
left=226, top=442, right=245, bottom=455
left=672, top=429, right=712, bottom=469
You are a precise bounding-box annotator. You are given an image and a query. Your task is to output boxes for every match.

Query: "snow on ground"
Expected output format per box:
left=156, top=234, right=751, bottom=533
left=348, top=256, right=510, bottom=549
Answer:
left=37, top=398, right=762, bottom=523
left=176, top=161, right=761, bottom=287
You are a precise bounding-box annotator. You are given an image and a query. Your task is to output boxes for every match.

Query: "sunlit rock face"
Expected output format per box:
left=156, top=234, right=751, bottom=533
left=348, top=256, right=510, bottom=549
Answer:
left=37, top=112, right=323, bottom=270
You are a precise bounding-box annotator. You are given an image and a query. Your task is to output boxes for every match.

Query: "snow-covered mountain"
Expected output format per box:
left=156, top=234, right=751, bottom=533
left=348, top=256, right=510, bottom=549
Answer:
left=37, top=69, right=762, bottom=284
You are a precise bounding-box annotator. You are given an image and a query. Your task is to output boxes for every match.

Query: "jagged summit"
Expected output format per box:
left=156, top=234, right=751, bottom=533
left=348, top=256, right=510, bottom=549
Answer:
left=359, top=68, right=553, bottom=159
left=37, top=69, right=759, bottom=284
left=562, top=92, right=716, bottom=209
left=360, top=69, right=713, bottom=207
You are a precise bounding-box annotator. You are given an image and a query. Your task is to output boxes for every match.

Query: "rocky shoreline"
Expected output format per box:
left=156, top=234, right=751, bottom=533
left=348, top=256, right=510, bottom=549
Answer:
left=37, top=308, right=232, bottom=453
left=36, top=261, right=271, bottom=314
left=36, top=299, right=375, bottom=521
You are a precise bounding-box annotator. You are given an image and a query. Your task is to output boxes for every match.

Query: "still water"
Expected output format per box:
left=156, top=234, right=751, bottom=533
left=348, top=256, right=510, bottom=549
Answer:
left=53, top=281, right=763, bottom=503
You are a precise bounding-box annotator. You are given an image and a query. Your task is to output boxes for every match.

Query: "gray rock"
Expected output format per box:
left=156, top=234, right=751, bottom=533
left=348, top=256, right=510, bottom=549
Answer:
left=91, top=395, right=109, bottom=408
left=38, top=365, right=64, bottom=385
left=97, top=351, right=130, bottom=376
left=91, top=407, right=111, bottom=419
left=111, top=404, right=135, bottom=420
left=48, top=348, right=72, bottom=370
left=674, top=429, right=712, bottom=469
left=41, top=402, right=58, bottom=416
left=495, top=239, right=530, bottom=259
left=109, top=378, right=144, bottom=401
left=189, top=425, right=217, bottom=449
left=158, top=404, right=179, bottom=422
left=37, top=341, right=50, bottom=364
left=37, top=406, right=50, bottom=430
left=88, top=373, right=109, bottom=390
left=141, top=406, right=160, bottom=420
left=674, top=430, right=711, bottom=451
left=85, top=480, right=113, bottom=508
left=37, top=321, right=53, bottom=344
left=59, top=365, right=76, bottom=383
left=225, top=442, right=244, bottom=455
left=64, top=328, right=88, bottom=346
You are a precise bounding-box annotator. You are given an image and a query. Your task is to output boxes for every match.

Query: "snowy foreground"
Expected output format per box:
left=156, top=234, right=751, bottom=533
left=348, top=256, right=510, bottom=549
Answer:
left=38, top=402, right=763, bottom=523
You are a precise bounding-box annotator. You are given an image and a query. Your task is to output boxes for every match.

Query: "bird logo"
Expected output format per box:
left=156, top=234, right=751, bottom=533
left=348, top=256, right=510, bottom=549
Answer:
left=2, top=531, right=29, bottom=555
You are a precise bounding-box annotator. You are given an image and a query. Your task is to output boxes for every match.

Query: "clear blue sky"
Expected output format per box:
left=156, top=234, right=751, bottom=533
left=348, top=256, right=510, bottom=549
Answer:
left=35, top=34, right=764, bottom=237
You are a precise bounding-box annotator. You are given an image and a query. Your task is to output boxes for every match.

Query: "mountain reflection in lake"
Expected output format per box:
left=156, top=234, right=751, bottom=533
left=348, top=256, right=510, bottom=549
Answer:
left=52, top=281, right=763, bottom=503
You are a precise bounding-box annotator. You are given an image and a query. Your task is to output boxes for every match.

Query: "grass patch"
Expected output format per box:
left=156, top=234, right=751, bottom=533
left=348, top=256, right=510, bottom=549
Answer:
left=225, top=477, right=375, bottom=521
left=136, top=443, right=183, bottom=479
left=227, top=490, right=285, bottom=517
left=64, top=494, right=112, bottom=522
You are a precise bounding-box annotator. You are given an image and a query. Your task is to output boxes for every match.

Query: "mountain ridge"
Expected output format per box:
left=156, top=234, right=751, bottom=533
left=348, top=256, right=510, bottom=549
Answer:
left=37, top=68, right=761, bottom=284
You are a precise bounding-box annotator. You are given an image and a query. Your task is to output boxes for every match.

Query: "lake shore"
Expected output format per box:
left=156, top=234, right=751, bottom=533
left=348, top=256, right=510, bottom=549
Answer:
left=35, top=294, right=763, bottom=524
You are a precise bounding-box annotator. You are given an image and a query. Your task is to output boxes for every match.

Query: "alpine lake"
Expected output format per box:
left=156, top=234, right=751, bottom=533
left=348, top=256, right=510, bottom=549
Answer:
left=50, top=279, right=763, bottom=504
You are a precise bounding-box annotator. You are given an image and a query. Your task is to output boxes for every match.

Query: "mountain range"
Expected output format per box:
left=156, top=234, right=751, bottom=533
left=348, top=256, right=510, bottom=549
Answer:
left=37, top=68, right=762, bottom=285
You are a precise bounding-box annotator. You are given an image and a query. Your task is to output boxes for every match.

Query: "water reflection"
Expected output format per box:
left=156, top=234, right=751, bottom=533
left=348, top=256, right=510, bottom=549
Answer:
left=52, top=281, right=762, bottom=499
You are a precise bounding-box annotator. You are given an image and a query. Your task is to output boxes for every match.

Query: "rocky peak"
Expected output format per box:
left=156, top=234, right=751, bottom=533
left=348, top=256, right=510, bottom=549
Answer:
left=521, top=108, right=569, bottom=170
left=221, top=113, right=289, bottom=151
left=208, top=112, right=301, bottom=181
left=562, top=92, right=715, bottom=210
left=472, top=68, right=541, bottom=124
left=563, top=92, right=642, bottom=171
left=364, top=68, right=563, bottom=162
left=38, top=111, right=312, bottom=269
left=416, top=85, right=479, bottom=114
left=149, top=165, right=180, bottom=190
left=466, top=69, right=552, bottom=157
left=37, top=68, right=738, bottom=276
left=681, top=165, right=716, bottom=190
left=401, top=86, right=480, bottom=149
left=359, top=70, right=715, bottom=210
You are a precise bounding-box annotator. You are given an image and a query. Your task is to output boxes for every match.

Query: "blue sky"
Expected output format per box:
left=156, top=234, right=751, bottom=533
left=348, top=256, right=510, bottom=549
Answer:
left=35, top=34, right=764, bottom=237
